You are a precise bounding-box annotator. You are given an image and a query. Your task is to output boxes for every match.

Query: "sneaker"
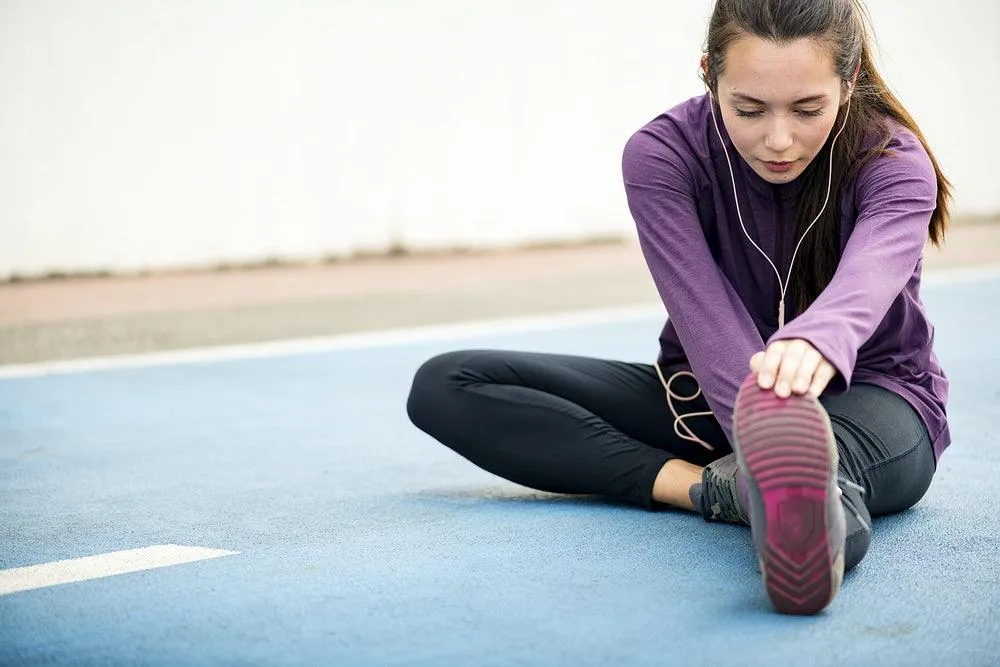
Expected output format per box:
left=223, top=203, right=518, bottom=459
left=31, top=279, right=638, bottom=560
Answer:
left=732, top=374, right=846, bottom=616
left=698, top=453, right=751, bottom=525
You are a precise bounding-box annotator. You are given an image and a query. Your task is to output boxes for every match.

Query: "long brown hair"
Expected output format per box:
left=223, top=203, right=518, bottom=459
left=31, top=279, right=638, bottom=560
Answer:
left=702, top=0, right=951, bottom=312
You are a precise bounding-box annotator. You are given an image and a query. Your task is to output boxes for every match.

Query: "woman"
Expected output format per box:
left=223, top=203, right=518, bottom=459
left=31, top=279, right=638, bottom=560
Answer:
left=407, top=0, right=950, bottom=616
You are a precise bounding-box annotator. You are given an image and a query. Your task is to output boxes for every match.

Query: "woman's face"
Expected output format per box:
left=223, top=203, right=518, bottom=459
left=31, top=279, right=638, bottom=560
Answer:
left=716, top=35, right=847, bottom=184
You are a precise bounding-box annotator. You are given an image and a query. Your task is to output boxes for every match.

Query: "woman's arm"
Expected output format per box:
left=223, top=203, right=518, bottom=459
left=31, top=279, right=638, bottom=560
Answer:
left=623, top=128, right=765, bottom=443
left=765, top=127, right=937, bottom=392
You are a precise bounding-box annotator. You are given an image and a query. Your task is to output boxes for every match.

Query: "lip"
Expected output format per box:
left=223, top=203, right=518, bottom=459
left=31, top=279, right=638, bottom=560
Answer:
left=763, top=161, right=794, bottom=173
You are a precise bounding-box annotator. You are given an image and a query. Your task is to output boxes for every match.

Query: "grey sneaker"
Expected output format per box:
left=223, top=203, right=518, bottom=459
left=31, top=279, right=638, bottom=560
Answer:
left=732, top=374, right=846, bottom=616
left=698, top=453, right=751, bottom=525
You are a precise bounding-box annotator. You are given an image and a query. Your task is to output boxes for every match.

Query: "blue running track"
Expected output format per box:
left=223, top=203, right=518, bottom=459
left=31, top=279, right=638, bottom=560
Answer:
left=1, top=273, right=998, bottom=666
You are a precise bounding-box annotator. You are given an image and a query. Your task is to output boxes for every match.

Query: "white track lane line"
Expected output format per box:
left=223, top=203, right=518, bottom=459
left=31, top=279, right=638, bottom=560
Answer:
left=1, top=262, right=998, bottom=381
left=0, top=544, right=240, bottom=596
left=0, top=304, right=664, bottom=380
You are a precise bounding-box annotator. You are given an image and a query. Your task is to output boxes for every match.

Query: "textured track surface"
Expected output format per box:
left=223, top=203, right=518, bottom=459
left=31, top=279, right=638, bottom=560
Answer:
left=1, top=276, right=999, bottom=666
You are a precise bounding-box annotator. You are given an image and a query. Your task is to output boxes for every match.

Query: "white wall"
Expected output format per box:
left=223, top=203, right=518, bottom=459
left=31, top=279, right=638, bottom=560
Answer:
left=0, top=0, right=996, bottom=279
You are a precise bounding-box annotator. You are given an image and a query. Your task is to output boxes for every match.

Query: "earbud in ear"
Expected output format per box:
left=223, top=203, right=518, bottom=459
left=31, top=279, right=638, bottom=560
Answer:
left=848, top=59, right=861, bottom=94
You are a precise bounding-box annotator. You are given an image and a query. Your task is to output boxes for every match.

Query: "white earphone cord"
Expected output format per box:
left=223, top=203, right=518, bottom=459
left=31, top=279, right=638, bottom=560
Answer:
left=656, top=365, right=717, bottom=451
left=708, top=88, right=852, bottom=328
left=656, top=84, right=854, bottom=451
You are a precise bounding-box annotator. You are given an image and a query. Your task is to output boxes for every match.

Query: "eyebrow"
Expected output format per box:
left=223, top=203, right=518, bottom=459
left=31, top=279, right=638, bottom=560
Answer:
left=731, top=93, right=829, bottom=105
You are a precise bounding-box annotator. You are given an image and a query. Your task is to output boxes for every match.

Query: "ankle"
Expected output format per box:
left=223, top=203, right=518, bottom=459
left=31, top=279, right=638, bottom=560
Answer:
left=651, top=459, right=703, bottom=510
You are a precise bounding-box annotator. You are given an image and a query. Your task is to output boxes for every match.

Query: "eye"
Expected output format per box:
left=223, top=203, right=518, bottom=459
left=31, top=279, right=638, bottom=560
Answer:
left=734, top=108, right=764, bottom=118
left=796, top=108, right=825, bottom=117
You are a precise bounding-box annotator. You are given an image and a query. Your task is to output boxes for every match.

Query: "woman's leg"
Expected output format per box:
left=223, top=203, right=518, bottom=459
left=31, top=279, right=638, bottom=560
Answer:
left=406, top=350, right=729, bottom=509
left=821, top=384, right=937, bottom=571
left=706, top=377, right=938, bottom=615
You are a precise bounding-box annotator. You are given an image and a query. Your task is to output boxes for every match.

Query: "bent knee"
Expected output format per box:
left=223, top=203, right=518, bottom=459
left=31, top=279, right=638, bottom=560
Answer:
left=406, top=350, right=477, bottom=429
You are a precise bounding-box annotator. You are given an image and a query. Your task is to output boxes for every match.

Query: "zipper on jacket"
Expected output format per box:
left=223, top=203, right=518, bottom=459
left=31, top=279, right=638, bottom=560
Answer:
left=772, top=185, right=786, bottom=324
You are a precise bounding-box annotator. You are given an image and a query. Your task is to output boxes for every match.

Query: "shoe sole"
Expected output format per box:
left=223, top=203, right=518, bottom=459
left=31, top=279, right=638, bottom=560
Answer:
left=733, top=376, right=842, bottom=615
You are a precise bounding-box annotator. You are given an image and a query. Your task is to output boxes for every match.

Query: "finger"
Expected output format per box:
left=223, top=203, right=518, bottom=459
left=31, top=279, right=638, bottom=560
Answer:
left=809, top=361, right=837, bottom=397
left=757, top=342, right=786, bottom=389
left=791, top=347, right=823, bottom=395
left=749, top=351, right=765, bottom=374
left=773, top=340, right=810, bottom=398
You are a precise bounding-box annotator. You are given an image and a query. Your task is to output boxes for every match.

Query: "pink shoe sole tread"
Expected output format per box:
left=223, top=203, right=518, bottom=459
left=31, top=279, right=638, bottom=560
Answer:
left=734, top=378, right=839, bottom=615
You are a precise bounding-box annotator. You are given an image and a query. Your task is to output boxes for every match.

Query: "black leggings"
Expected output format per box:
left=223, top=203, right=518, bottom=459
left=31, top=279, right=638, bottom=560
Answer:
left=406, top=350, right=937, bottom=570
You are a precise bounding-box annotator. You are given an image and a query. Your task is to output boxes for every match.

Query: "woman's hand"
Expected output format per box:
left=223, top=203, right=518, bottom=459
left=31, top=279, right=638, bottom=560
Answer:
left=749, top=339, right=836, bottom=398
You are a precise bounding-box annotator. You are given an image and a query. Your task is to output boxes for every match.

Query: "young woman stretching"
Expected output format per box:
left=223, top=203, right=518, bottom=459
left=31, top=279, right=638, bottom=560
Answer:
left=407, top=0, right=950, bottom=615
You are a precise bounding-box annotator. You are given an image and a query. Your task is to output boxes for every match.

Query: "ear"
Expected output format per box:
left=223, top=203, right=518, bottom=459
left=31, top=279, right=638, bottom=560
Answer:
left=843, top=59, right=861, bottom=103
left=700, top=54, right=710, bottom=85
left=842, top=77, right=856, bottom=105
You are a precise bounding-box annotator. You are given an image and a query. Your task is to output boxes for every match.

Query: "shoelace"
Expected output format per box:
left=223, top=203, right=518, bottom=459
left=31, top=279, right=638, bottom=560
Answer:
left=837, top=478, right=871, bottom=533
left=655, top=363, right=873, bottom=532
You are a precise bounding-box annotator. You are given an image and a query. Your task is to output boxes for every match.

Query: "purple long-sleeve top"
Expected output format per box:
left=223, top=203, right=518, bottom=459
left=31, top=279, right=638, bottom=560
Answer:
left=622, top=93, right=950, bottom=459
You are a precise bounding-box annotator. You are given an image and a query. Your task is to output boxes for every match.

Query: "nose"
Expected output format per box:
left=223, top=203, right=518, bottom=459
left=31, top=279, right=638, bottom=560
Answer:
left=764, top=116, right=793, bottom=154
